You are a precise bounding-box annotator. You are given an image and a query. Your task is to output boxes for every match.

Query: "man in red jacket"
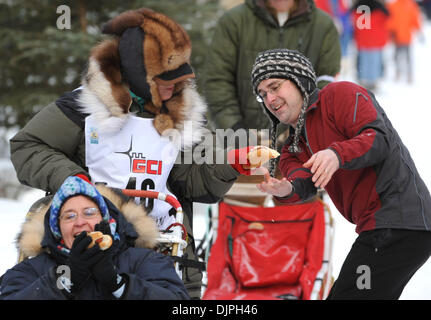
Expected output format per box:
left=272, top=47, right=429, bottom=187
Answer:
left=251, top=49, right=431, bottom=299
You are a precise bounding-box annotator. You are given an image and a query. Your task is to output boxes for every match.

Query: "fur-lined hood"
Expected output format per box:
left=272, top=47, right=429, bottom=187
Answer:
left=78, top=8, right=208, bottom=150
left=17, top=186, right=159, bottom=260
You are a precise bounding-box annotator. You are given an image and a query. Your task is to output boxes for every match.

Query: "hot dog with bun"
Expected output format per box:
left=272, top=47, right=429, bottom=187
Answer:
left=244, top=146, right=280, bottom=169
left=87, top=231, right=113, bottom=251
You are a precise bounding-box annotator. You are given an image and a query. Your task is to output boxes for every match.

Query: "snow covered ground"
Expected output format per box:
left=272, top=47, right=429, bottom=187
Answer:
left=0, top=21, right=430, bottom=300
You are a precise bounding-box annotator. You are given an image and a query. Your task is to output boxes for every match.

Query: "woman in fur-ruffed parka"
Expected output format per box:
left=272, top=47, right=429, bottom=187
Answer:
left=0, top=176, right=189, bottom=300
left=9, top=8, right=240, bottom=299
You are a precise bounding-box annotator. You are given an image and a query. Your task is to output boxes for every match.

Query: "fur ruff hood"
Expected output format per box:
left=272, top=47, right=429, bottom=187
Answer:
left=17, top=186, right=159, bottom=260
left=78, top=8, right=208, bottom=150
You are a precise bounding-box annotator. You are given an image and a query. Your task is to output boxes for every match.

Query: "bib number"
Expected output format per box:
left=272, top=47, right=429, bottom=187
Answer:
left=125, top=177, right=155, bottom=212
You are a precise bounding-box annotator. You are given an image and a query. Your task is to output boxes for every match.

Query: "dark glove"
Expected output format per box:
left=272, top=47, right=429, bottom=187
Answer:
left=68, top=231, right=103, bottom=293
left=94, top=220, right=111, bottom=235
left=92, top=221, right=120, bottom=293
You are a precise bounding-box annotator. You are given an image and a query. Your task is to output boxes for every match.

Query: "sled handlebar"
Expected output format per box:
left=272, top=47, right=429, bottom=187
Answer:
left=121, top=189, right=183, bottom=212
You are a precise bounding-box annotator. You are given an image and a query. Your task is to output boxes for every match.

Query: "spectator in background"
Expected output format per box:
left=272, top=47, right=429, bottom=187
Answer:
left=420, top=0, right=431, bottom=20
left=204, top=0, right=341, bottom=142
left=351, top=0, right=389, bottom=91
left=387, top=0, right=422, bottom=83
left=315, top=0, right=353, bottom=57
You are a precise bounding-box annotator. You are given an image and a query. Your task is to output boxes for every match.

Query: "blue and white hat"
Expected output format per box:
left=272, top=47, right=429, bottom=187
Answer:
left=49, top=176, right=112, bottom=240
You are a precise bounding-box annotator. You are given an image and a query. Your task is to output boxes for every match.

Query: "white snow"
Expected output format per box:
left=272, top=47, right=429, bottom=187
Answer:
left=0, top=190, right=45, bottom=275
left=1, top=21, right=430, bottom=300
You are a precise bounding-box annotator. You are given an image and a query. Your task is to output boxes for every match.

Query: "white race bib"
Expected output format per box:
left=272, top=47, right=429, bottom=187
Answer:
left=85, top=115, right=179, bottom=230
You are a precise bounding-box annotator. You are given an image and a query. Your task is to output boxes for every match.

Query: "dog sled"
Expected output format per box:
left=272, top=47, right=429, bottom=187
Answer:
left=200, top=175, right=335, bottom=300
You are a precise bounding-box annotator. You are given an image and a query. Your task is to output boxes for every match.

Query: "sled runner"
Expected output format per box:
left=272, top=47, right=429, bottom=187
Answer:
left=201, top=176, right=334, bottom=300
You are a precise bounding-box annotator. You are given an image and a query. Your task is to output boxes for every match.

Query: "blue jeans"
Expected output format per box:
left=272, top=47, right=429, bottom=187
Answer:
left=357, top=49, right=384, bottom=83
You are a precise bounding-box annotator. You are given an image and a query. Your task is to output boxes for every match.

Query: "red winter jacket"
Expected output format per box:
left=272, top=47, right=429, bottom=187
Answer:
left=276, top=81, right=431, bottom=234
left=352, top=9, right=389, bottom=49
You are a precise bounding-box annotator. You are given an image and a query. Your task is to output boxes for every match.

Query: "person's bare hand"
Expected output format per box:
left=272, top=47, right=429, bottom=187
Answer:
left=256, top=167, right=293, bottom=197
left=303, top=149, right=339, bottom=188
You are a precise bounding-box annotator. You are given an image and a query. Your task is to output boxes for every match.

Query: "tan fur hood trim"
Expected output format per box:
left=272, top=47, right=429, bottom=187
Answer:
left=82, top=39, right=132, bottom=118
left=17, top=187, right=159, bottom=259
left=18, top=205, right=48, bottom=260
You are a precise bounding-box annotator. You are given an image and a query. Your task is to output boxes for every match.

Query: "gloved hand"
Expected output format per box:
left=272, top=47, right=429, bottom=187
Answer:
left=227, top=146, right=253, bottom=175
left=94, top=220, right=111, bottom=236
left=68, top=231, right=104, bottom=293
left=91, top=221, right=121, bottom=293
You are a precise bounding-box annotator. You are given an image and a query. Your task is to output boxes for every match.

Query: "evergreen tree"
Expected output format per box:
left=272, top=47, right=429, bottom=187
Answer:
left=0, top=0, right=224, bottom=129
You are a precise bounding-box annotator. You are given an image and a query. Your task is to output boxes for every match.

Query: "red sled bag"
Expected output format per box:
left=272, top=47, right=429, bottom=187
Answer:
left=203, top=200, right=325, bottom=300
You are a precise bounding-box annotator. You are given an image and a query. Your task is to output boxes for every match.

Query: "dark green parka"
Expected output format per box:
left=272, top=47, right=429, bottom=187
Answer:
left=204, top=0, right=341, bottom=131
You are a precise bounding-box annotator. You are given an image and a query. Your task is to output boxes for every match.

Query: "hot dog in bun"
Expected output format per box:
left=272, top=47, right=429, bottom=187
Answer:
left=244, top=146, right=280, bottom=169
left=87, top=231, right=112, bottom=251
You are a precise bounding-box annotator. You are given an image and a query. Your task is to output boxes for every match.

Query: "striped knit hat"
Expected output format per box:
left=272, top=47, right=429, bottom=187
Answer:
left=251, top=49, right=317, bottom=159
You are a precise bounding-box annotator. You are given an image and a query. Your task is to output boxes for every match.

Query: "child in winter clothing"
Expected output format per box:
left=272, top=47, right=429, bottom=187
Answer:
left=252, top=49, right=431, bottom=299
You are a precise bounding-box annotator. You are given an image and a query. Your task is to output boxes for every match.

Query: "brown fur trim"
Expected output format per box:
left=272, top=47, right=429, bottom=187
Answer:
left=102, top=8, right=191, bottom=75
left=148, top=74, right=163, bottom=108
left=82, top=9, right=207, bottom=148
left=101, top=9, right=151, bottom=36
left=142, top=16, right=192, bottom=81
left=142, top=100, right=161, bottom=115
left=164, top=92, right=186, bottom=127
left=151, top=82, right=187, bottom=135
left=153, top=114, right=175, bottom=135
left=85, top=39, right=132, bottom=115
left=101, top=8, right=192, bottom=110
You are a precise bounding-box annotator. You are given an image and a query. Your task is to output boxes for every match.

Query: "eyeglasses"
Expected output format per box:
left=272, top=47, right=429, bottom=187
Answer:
left=59, top=207, right=100, bottom=222
left=256, top=79, right=287, bottom=103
